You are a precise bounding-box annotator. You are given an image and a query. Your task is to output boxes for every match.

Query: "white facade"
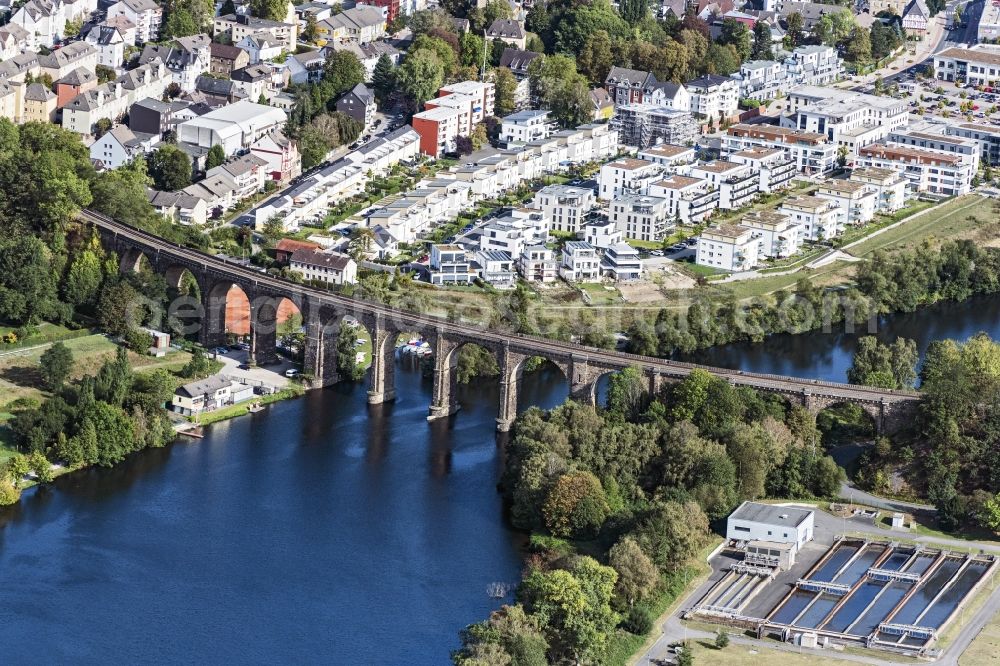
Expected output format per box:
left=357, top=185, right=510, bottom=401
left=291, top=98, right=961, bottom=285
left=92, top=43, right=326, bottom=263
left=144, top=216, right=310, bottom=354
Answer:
left=598, top=158, right=660, bottom=200
left=741, top=211, right=802, bottom=259
left=530, top=184, right=594, bottom=234
left=696, top=224, right=759, bottom=272
left=584, top=220, right=623, bottom=251
left=177, top=100, right=287, bottom=155
left=107, top=0, right=160, bottom=44
left=686, top=74, right=739, bottom=119
left=648, top=174, right=719, bottom=225
left=779, top=195, right=842, bottom=241
left=560, top=241, right=600, bottom=282
left=850, top=167, right=906, bottom=213
left=500, top=109, right=555, bottom=146
left=816, top=178, right=877, bottom=226
left=610, top=194, right=671, bottom=243
left=726, top=501, right=815, bottom=551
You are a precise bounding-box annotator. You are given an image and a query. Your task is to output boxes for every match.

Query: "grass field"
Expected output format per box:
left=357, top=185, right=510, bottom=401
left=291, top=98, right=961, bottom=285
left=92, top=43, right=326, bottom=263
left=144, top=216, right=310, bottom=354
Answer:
left=678, top=639, right=859, bottom=666
left=849, top=195, right=996, bottom=256
left=960, top=597, right=1000, bottom=666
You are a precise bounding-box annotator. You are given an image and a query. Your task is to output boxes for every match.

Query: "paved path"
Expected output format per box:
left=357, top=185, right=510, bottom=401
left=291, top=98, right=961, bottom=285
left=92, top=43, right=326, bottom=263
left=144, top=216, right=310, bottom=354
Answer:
left=838, top=481, right=937, bottom=516
left=841, top=196, right=983, bottom=255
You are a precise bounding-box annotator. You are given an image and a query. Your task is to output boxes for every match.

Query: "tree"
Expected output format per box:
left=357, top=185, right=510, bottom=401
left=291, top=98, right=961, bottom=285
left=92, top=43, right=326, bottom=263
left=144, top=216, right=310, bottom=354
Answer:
left=303, top=14, right=319, bottom=43
left=8, top=453, right=30, bottom=487
left=715, top=629, right=730, bottom=649
left=493, top=67, right=518, bottom=117
left=250, top=0, right=287, bottom=21
left=29, top=450, right=52, bottom=483
left=608, top=537, right=659, bottom=608
left=63, top=247, right=104, bottom=307
left=39, top=341, right=73, bottom=390
left=527, top=55, right=592, bottom=128
left=520, top=557, right=619, bottom=663
left=605, top=367, right=648, bottom=420
left=848, top=336, right=918, bottom=389
left=577, top=30, right=614, bottom=85
left=719, top=18, right=751, bottom=62
left=324, top=51, right=365, bottom=97
left=180, top=347, right=212, bottom=378
left=846, top=27, right=872, bottom=64
left=95, top=117, right=113, bottom=138
left=220, top=0, right=236, bottom=14
left=397, top=49, right=445, bottom=111
left=163, top=7, right=198, bottom=38
left=336, top=323, right=366, bottom=381
left=630, top=501, right=709, bottom=572
left=751, top=21, right=773, bottom=61
left=677, top=645, right=694, bottom=666
left=785, top=12, right=804, bottom=48
left=371, top=53, right=396, bottom=105
left=147, top=144, right=192, bottom=191
left=0, top=236, right=64, bottom=326
left=205, top=144, right=226, bottom=171
left=837, top=144, right=849, bottom=169
left=542, top=471, right=609, bottom=538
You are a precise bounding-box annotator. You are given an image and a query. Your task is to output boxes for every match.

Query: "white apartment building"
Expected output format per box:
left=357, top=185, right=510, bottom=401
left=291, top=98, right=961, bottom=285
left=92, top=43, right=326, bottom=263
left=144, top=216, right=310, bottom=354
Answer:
left=437, top=80, right=495, bottom=122
left=946, top=122, right=1000, bottom=166
left=857, top=143, right=976, bottom=195
left=725, top=123, right=840, bottom=174
left=584, top=219, right=623, bottom=251
left=214, top=13, right=297, bottom=50
left=648, top=174, right=719, bottom=224
left=610, top=194, right=671, bottom=243
left=598, top=158, right=661, bottom=199
left=479, top=214, right=548, bottom=259
left=696, top=224, right=759, bottom=272
left=500, top=109, right=555, bottom=146
left=686, top=74, right=739, bottom=120
left=779, top=195, right=841, bottom=241
left=934, top=45, right=1000, bottom=85
left=850, top=166, right=907, bottom=212
left=638, top=143, right=695, bottom=167
left=475, top=249, right=516, bottom=289
left=735, top=60, right=786, bottom=101
left=741, top=210, right=802, bottom=259
left=781, top=85, right=908, bottom=155
left=602, top=243, right=643, bottom=281
left=732, top=45, right=843, bottom=102
left=690, top=160, right=759, bottom=210
left=729, top=147, right=797, bottom=193
left=429, top=244, right=476, bottom=285
left=560, top=241, right=601, bottom=282
left=520, top=246, right=558, bottom=283
left=530, top=184, right=594, bottom=234
left=816, top=178, right=877, bottom=227
left=108, top=0, right=161, bottom=44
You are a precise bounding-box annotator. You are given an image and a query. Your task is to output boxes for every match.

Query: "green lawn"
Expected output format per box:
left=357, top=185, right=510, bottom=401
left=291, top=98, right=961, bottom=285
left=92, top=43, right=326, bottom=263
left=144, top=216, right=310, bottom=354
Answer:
left=848, top=195, right=993, bottom=256
left=195, top=386, right=304, bottom=425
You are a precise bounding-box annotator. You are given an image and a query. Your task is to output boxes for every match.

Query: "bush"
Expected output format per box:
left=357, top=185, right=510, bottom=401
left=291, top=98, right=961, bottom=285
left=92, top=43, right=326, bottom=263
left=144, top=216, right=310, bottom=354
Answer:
left=623, top=604, right=655, bottom=635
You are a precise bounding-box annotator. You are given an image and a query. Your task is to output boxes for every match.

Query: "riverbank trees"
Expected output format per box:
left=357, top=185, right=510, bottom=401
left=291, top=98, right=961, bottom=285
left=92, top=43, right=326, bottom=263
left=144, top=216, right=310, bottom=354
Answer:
left=454, top=369, right=844, bottom=663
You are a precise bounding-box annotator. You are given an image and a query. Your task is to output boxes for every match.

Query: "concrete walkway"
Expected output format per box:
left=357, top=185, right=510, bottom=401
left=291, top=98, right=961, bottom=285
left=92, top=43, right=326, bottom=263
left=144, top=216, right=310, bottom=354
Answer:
left=837, top=481, right=937, bottom=516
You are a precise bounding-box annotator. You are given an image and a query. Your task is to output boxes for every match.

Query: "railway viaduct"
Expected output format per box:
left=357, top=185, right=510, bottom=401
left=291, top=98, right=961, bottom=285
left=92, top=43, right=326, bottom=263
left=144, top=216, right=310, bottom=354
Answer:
left=84, top=210, right=922, bottom=433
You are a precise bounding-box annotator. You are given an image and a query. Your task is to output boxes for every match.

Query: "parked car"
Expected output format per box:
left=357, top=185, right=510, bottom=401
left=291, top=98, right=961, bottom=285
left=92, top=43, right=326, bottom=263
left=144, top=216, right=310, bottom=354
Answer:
left=214, top=347, right=228, bottom=355
left=285, top=369, right=300, bottom=378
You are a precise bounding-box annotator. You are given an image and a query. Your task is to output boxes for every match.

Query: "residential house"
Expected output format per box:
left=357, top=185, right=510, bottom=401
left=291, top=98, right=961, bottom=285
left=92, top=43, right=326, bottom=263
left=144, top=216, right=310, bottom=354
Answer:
left=611, top=103, right=697, bottom=149
left=741, top=210, right=801, bottom=259
left=781, top=85, right=908, bottom=156
left=250, top=129, right=301, bottom=183
left=207, top=153, right=269, bottom=200
left=499, top=47, right=540, bottom=109
left=856, top=142, right=977, bottom=195
left=84, top=23, right=128, bottom=69
left=725, top=123, right=839, bottom=174
left=107, top=0, right=161, bottom=44
left=729, top=147, right=797, bottom=193
left=0, top=24, right=30, bottom=61
left=610, top=193, right=671, bottom=243
left=89, top=123, right=154, bottom=168
left=237, top=31, right=283, bottom=64
left=39, top=41, right=97, bottom=81
left=690, top=160, right=758, bottom=210
left=500, top=110, right=556, bottom=146
left=779, top=194, right=841, bottom=240
left=128, top=96, right=187, bottom=135
left=816, top=178, right=878, bottom=226
left=602, top=242, right=643, bottom=281
left=290, top=249, right=357, bottom=285
left=648, top=174, right=718, bottom=224
left=486, top=18, right=526, bottom=49
left=695, top=224, right=759, bottom=272
left=140, top=34, right=211, bottom=93
left=231, top=63, right=273, bottom=101
left=210, top=43, right=250, bottom=78
left=686, top=74, right=739, bottom=120
left=638, top=143, right=695, bottom=167
left=902, top=0, right=929, bottom=35
left=214, top=13, right=297, bottom=50
left=520, top=245, right=557, bottom=283
left=55, top=67, right=97, bottom=108
left=274, top=238, right=321, bottom=264
left=10, top=0, right=66, bottom=50
left=560, top=241, right=600, bottom=282
left=171, top=376, right=233, bottom=415
left=317, top=6, right=385, bottom=44
left=850, top=166, right=907, bottom=213
left=62, top=59, right=171, bottom=135
left=598, top=158, right=660, bottom=199
left=148, top=189, right=208, bottom=225
left=530, top=184, right=594, bottom=234
left=475, top=249, right=516, bottom=288
left=584, top=219, right=623, bottom=250
left=589, top=87, right=614, bottom=120
left=22, top=82, right=56, bottom=122
left=286, top=49, right=324, bottom=84
left=429, top=244, right=476, bottom=285
left=336, top=82, right=376, bottom=128
left=605, top=66, right=655, bottom=106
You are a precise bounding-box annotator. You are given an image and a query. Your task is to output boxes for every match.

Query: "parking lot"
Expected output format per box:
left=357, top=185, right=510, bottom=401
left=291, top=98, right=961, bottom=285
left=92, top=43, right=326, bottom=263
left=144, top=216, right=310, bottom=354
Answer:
left=208, top=344, right=297, bottom=388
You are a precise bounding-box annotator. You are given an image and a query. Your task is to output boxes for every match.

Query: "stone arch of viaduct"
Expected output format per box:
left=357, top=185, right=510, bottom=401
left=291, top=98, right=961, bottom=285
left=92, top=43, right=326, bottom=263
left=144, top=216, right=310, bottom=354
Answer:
left=91, top=211, right=921, bottom=434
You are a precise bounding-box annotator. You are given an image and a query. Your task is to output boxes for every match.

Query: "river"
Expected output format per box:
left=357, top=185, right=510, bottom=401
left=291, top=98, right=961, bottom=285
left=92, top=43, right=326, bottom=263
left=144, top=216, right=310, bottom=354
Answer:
left=2, top=294, right=1000, bottom=661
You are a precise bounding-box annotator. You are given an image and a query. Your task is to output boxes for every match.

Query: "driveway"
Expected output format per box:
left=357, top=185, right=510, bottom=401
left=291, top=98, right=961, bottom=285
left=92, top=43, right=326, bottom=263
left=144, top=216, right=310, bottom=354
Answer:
left=212, top=349, right=292, bottom=389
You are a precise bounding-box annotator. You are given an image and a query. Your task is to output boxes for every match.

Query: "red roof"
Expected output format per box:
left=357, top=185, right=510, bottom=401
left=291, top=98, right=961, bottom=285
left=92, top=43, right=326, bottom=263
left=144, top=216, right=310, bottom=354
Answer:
left=275, top=238, right=321, bottom=253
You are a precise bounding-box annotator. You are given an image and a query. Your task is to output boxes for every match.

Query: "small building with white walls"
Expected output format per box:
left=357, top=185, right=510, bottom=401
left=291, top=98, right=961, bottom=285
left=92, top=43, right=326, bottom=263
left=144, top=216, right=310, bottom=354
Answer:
left=726, top=501, right=815, bottom=555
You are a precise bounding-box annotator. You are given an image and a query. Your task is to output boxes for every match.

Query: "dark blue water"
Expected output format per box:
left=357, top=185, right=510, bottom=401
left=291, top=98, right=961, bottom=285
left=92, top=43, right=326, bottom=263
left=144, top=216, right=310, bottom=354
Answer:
left=851, top=582, right=912, bottom=636
left=920, top=562, right=988, bottom=628
left=889, top=558, right=964, bottom=626
left=904, top=554, right=937, bottom=575
left=683, top=294, right=1000, bottom=383
left=880, top=552, right=912, bottom=571
left=772, top=591, right=813, bottom=624
left=797, top=594, right=838, bottom=628
left=825, top=582, right=884, bottom=633
left=832, top=547, right=884, bottom=586
left=0, top=363, right=569, bottom=663
left=810, top=544, right=859, bottom=582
